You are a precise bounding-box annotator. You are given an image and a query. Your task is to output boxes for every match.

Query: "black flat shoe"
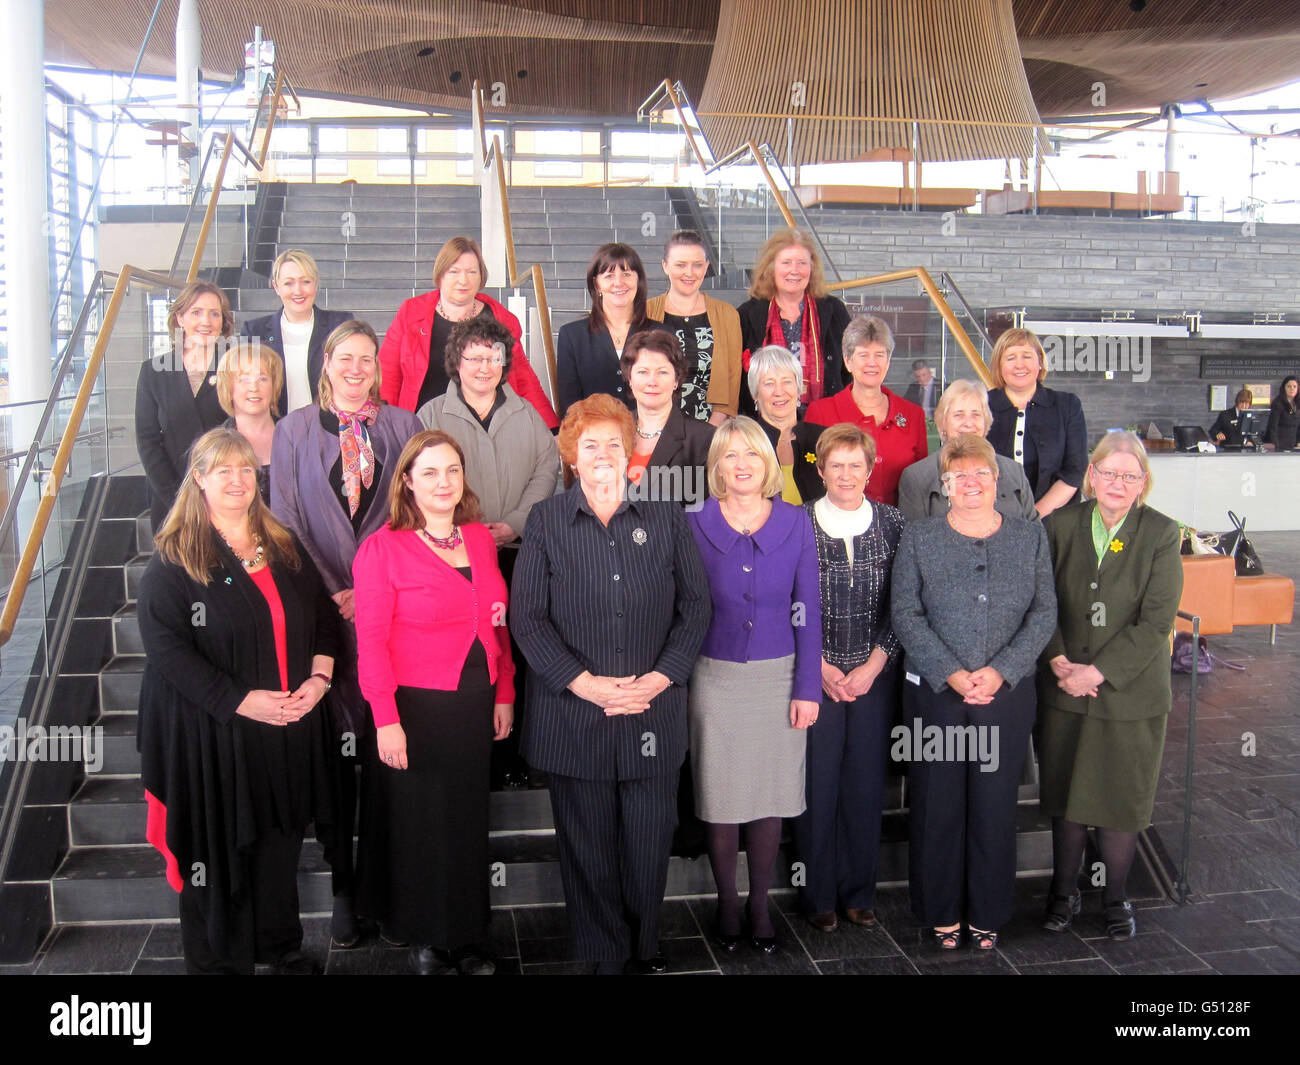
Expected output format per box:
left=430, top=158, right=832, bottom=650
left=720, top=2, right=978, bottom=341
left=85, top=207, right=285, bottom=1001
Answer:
left=624, top=954, right=667, bottom=975
left=410, top=946, right=457, bottom=975
left=1105, top=900, right=1137, bottom=940
left=331, top=894, right=360, bottom=949
left=749, top=934, right=779, bottom=956
left=272, top=949, right=322, bottom=975
left=712, top=927, right=741, bottom=953
left=1043, top=892, right=1082, bottom=933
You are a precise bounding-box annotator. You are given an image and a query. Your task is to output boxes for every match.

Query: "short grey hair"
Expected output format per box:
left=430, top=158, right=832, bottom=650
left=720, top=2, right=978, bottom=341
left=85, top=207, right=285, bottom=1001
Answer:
left=934, top=379, right=994, bottom=441
left=747, top=344, right=803, bottom=399
left=842, top=314, right=895, bottom=359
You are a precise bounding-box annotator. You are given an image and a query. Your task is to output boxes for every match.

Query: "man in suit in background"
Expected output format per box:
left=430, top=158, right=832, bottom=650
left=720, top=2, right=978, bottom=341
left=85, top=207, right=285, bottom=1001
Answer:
left=904, top=359, right=940, bottom=420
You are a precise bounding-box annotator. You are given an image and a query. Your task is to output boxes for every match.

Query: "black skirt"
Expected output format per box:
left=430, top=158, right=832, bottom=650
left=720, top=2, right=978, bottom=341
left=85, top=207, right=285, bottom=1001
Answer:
left=357, top=640, right=495, bottom=950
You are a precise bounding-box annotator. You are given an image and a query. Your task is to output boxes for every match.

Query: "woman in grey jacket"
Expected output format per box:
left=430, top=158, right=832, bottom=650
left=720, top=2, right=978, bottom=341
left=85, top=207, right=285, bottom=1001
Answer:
left=891, top=434, right=1056, bottom=951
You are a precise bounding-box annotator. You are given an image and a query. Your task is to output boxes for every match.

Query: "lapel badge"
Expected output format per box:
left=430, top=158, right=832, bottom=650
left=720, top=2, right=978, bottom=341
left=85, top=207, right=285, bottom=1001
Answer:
left=632, top=527, right=647, bottom=545
left=208, top=374, right=218, bottom=386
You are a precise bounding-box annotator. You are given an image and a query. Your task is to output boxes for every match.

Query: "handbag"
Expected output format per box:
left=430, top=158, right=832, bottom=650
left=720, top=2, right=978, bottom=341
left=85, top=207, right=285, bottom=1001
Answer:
left=1171, top=632, right=1246, bottom=674
left=1220, top=510, right=1264, bottom=577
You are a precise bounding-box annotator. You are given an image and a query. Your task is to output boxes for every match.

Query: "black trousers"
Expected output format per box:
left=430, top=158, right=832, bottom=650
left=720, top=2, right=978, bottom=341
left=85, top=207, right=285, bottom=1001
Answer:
left=792, top=665, right=896, bottom=914
left=547, top=772, right=678, bottom=962
left=178, top=827, right=304, bottom=975
left=905, top=675, right=1034, bottom=931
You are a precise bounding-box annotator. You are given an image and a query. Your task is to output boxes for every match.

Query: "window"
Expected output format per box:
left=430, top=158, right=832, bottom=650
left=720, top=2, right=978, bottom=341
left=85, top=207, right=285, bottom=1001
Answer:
left=532, top=129, right=582, bottom=178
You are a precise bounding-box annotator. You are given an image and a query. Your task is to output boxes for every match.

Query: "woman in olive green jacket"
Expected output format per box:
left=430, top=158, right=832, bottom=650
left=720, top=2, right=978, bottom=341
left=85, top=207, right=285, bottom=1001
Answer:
left=1037, top=431, right=1183, bottom=941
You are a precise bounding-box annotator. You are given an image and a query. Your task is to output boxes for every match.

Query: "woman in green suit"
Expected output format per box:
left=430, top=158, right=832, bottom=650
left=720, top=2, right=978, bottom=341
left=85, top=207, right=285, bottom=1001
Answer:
left=1037, top=430, right=1183, bottom=939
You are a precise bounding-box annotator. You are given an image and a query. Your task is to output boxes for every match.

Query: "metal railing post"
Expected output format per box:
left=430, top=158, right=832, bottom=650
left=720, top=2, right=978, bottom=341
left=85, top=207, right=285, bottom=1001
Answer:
left=1175, top=610, right=1201, bottom=904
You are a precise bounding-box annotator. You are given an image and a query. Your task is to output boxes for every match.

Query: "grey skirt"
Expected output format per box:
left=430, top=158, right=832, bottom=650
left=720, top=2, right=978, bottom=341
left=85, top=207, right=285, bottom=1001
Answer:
left=689, top=654, right=806, bottom=823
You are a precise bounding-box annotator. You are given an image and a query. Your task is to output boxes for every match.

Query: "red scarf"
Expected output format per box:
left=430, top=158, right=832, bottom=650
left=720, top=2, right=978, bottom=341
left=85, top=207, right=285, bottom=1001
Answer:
left=331, top=399, right=380, bottom=517
left=764, top=295, right=823, bottom=402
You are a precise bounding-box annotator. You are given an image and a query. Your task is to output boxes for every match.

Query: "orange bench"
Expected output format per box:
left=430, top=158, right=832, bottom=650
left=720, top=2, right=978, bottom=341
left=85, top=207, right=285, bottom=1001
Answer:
left=1177, top=555, right=1295, bottom=645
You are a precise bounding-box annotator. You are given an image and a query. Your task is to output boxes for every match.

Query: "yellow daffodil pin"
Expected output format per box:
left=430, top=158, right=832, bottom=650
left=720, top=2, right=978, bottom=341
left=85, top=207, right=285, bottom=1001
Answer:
left=1108, top=539, right=1125, bottom=554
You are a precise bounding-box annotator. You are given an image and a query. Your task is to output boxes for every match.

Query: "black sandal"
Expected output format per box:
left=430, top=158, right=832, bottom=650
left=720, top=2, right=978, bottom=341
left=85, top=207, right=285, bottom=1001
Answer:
left=1042, top=892, right=1082, bottom=933
left=1105, top=900, right=1136, bottom=939
left=969, top=928, right=998, bottom=950
left=931, top=927, right=961, bottom=950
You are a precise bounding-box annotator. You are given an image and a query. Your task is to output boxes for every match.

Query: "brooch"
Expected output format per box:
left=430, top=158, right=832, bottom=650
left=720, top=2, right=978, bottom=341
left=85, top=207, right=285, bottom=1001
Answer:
left=1109, top=539, right=1125, bottom=554
left=224, top=576, right=233, bottom=584
left=804, top=451, right=816, bottom=464
left=632, top=528, right=647, bottom=545
left=894, top=413, right=908, bottom=428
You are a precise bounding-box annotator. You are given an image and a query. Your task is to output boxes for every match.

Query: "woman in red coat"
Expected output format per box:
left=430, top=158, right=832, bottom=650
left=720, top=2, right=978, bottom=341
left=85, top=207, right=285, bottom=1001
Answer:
left=378, top=236, right=558, bottom=429
left=804, top=315, right=926, bottom=507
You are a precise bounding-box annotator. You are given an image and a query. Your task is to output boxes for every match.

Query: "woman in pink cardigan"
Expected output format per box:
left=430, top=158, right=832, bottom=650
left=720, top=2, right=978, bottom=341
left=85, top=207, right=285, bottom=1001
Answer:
left=377, top=235, right=558, bottom=429
left=352, top=429, right=515, bottom=976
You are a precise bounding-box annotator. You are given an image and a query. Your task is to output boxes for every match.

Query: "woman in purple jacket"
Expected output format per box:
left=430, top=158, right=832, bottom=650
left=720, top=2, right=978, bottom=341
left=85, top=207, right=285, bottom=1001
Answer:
left=687, top=416, right=822, bottom=956
left=270, top=318, right=422, bottom=948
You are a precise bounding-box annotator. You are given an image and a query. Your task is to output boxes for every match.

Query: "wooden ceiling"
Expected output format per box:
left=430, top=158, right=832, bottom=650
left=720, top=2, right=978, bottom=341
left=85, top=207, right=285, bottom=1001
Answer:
left=44, top=0, right=1300, bottom=127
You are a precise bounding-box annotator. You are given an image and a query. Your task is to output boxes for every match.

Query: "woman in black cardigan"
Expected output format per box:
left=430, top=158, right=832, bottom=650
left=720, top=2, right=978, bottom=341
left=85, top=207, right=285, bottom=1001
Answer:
left=137, top=427, right=340, bottom=975
left=1265, top=375, right=1300, bottom=451
left=748, top=345, right=827, bottom=505
left=986, top=328, right=1088, bottom=520
left=135, top=281, right=234, bottom=529
left=622, top=329, right=716, bottom=510
left=736, top=228, right=850, bottom=416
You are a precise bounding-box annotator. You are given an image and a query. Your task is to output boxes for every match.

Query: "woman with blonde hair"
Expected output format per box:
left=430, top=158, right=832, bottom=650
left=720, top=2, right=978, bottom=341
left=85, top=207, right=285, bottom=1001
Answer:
left=378, top=235, right=557, bottom=427
left=986, top=328, right=1087, bottom=519
left=138, top=427, right=340, bottom=974
left=135, top=280, right=235, bottom=528
left=1038, top=431, right=1183, bottom=939
left=688, top=416, right=822, bottom=954
left=271, top=318, right=422, bottom=948
left=735, top=228, right=850, bottom=415
left=242, top=248, right=354, bottom=412
left=215, top=342, right=284, bottom=501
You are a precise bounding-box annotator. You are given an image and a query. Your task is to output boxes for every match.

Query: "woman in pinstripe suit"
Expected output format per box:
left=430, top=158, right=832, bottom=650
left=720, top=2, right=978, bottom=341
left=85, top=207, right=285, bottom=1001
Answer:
left=511, top=394, right=712, bottom=975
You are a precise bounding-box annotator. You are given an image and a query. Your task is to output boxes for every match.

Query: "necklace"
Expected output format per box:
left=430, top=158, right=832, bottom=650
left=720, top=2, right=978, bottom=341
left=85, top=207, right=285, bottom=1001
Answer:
left=721, top=498, right=765, bottom=536
left=419, top=525, right=463, bottom=550
left=635, top=419, right=666, bottom=440
left=217, top=528, right=264, bottom=569
left=437, top=299, right=479, bottom=323
left=947, top=510, right=1001, bottom=539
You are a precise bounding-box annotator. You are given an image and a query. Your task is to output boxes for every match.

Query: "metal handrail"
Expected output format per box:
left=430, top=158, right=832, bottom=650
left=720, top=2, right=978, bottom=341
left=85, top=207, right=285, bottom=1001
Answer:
left=0, top=71, right=294, bottom=647
left=471, top=81, right=558, bottom=399
left=1174, top=609, right=1202, bottom=904
left=938, top=270, right=993, bottom=349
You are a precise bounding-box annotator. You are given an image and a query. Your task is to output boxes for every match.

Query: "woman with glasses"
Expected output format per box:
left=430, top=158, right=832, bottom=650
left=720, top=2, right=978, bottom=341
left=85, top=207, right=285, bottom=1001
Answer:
left=891, top=434, right=1055, bottom=951
left=1037, top=431, right=1182, bottom=940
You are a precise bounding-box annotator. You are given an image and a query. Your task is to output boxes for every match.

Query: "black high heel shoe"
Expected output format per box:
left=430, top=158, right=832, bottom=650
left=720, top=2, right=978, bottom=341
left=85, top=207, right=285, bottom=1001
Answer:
left=712, top=905, right=742, bottom=953
left=745, top=902, right=779, bottom=956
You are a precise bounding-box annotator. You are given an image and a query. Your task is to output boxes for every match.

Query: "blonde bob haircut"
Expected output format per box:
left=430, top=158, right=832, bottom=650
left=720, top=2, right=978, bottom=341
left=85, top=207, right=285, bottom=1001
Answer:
left=166, top=280, right=235, bottom=342
left=1081, top=429, right=1153, bottom=505
left=216, top=342, right=284, bottom=418
left=938, top=433, right=999, bottom=479
left=433, top=235, right=488, bottom=290
left=317, top=320, right=383, bottom=409
left=989, top=328, right=1048, bottom=389
left=748, top=228, right=828, bottom=302
left=933, top=379, right=995, bottom=441
left=557, top=393, right=636, bottom=488
left=271, top=248, right=320, bottom=287
left=707, top=416, right=783, bottom=500
left=814, top=422, right=877, bottom=472
left=387, top=429, right=483, bottom=530
left=154, top=427, right=300, bottom=584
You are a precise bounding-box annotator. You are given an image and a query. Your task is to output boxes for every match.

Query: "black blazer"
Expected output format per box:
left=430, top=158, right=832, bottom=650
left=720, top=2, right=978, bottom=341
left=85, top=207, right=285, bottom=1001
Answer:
left=136, top=537, right=340, bottom=952
left=556, top=317, right=670, bottom=418
left=512, top=485, right=711, bottom=781
left=241, top=306, right=354, bottom=410
left=1265, top=396, right=1300, bottom=451
left=641, top=405, right=716, bottom=508
left=134, top=358, right=228, bottom=528
left=987, top=385, right=1088, bottom=503
left=758, top=413, right=828, bottom=504
left=736, top=295, right=851, bottom=415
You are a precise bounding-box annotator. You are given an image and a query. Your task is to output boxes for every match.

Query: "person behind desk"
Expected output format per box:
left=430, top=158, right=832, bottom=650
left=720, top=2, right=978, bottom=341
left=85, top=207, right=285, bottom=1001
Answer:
left=1209, top=389, right=1255, bottom=448
left=1265, top=376, right=1300, bottom=452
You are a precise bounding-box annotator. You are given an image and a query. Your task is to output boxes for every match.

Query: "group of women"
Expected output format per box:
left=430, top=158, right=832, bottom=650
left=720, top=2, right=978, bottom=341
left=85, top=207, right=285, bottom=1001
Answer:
left=135, top=227, right=1184, bottom=976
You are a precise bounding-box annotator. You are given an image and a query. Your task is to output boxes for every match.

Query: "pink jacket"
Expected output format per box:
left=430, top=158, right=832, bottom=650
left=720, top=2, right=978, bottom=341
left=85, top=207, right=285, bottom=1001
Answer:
left=378, top=290, right=559, bottom=428
left=353, top=522, right=516, bottom=727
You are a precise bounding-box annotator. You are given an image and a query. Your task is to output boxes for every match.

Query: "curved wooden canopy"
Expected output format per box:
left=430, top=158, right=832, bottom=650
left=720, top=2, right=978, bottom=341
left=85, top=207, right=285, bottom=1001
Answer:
left=44, top=0, right=1300, bottom=155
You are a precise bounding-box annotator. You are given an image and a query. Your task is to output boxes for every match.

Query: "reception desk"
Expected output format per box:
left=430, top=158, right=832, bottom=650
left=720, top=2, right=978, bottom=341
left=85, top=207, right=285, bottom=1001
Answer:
left=1146, top=452, right=1300, bottom=532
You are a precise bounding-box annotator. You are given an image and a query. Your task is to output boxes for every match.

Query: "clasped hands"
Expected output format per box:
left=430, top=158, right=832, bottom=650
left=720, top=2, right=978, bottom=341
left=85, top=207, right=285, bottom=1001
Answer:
left=1049, top=655, right=1104, bottom=698
left=821, top=658, right=881, bottom=704
left=945, top=667, right=1006, bottom=705
left=570, top=670, right=671, bottom=716
left=235, top=675, right=329, bottom=725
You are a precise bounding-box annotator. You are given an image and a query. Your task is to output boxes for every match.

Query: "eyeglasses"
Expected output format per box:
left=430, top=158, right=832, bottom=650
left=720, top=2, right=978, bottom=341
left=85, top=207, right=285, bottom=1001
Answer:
left=942, top=469, right=995, bottom=485
left=1093, top=468, right=1145, bottom=484
left=462, top=355, right=504, bottom=369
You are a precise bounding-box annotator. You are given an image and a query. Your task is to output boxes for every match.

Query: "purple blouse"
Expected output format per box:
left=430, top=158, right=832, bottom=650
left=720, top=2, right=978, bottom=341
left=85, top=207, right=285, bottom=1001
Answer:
left=688, top=497, right=823, bottom=703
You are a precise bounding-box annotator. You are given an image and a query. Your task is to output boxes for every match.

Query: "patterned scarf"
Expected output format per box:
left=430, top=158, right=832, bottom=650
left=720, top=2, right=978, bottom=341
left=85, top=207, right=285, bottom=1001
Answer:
left=765, top=294, right=823, bottom=402
left=331, top=399, right=379, bottom=517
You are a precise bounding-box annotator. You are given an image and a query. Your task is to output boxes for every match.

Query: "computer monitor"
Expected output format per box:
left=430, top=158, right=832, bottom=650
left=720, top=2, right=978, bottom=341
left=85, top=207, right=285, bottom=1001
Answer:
left=1173, top=425, right=1211, bottom=452
left=1237, top=410, right=1265, bottom=439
